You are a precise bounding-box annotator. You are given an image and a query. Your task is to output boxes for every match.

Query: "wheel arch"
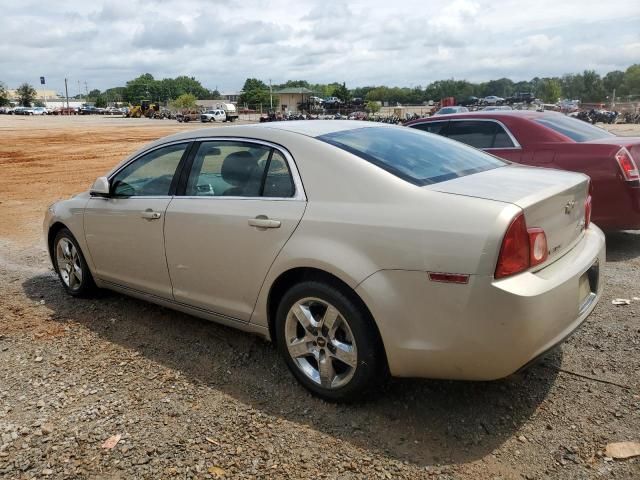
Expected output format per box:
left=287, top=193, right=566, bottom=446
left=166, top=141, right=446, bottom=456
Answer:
left=266, top=266, right=388, bottom=368
left=47, top=221, right=69, bottom=266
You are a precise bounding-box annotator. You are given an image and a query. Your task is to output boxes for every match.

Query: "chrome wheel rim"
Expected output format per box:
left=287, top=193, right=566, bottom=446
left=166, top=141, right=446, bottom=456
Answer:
left=285, top=297, right=358, bottom=389
left=55, top=238, right=83, bottom=291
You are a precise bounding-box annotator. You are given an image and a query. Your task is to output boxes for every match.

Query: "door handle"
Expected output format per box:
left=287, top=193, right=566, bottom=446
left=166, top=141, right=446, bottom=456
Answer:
left=248, top=215, right=281, bottom=229
left=141, top=209, right=162, bottom=220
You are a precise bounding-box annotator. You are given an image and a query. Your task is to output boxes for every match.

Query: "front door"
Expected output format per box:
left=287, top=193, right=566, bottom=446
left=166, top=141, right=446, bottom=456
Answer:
left=84, top=142, right=190, bottom=298
left=164, top=140, right=306, bottom=321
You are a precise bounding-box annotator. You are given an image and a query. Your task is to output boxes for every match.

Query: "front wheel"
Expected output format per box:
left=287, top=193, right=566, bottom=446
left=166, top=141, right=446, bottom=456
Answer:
left=53, top=229, right=96, bottom=297
left=275, top=280, right=385, bottom=402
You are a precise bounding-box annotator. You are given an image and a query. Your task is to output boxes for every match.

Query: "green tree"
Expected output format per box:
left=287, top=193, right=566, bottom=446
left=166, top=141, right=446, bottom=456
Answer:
left=537, top=78, right=562, bottom=103
left=603, top=70, right=625, bottom=95
left=16, top=83, right=37, bottom=106
left=0, top=82, right=9, bottom=106
left=238, top=78, right=270, bottom=107
left=95, top=95, right=108, bottom=108
left=580, top=70, right=605, bottom=102
left=88, top=89, right=101, bottom=99
left=170, top=93, right=197, bottom=110
left=332, top=82, right=350, bottom=103
left=621, top=64, right=640, bottom=97
left=365, top=100, right=381, bottom=114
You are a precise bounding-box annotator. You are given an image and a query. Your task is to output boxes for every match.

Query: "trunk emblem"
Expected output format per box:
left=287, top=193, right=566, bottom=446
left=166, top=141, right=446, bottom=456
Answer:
left=564, top=200, right=576, bottom=214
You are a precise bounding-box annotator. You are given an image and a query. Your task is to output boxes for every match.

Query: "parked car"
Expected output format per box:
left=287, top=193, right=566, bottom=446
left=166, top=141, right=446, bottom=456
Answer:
left=32, top=107, right=48, bottom=115
left=506, top=92, right=536, bottom=104
left=15, top=106, right=35, bottom=115
left=200, top=109, right=227, bottom=122
left=433, top=106, right=469, bottom=116
left=482, top=96, right=505, bottom=105
left=406, top=111, right=640, bottom=230
left=45, top=121, right=603, bottom=401
left=458, top=96, right=480, bottom=107
left=52, top=107, right=79, bottom=115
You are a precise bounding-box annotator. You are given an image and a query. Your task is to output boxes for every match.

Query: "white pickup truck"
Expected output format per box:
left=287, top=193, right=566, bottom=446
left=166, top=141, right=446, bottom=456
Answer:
left=203, top=102, right=238, bottom=122
left=200, top=109, right=227, bottom=122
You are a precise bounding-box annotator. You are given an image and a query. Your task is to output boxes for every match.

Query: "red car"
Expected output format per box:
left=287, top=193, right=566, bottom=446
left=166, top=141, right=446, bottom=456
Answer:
left=406, top=111, right=640, bottom=230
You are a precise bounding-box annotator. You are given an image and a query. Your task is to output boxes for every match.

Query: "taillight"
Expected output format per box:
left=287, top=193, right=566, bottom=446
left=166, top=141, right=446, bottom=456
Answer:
left=495, top=212, right=548, bottom=279
left=615, top=147, right=639, bottom=182
left=528, top=228, right=548, bottom=265
left=584, top=179, right=592, bottom=230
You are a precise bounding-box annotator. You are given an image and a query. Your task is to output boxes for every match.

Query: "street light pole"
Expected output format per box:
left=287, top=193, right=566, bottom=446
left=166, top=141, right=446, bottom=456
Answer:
left=269, top=79, right=273, bottom=110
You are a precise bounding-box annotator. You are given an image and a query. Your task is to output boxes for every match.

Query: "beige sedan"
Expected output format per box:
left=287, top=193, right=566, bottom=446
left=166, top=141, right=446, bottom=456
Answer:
left=44, top=121, right=605, bottom=401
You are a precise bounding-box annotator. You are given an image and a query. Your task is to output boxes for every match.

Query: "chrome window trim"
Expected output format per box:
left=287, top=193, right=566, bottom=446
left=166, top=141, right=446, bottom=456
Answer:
left=107, top=140, right=193, bottom=183
left=105, top=137, right=307, bottom=201
left=412, top=118, right=522, bottom=150
left=188, top=136, right=307, bottom=201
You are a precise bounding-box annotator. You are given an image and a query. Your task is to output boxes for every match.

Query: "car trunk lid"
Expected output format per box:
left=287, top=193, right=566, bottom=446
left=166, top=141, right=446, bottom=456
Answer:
left=425, top=165, right=589, bottom=263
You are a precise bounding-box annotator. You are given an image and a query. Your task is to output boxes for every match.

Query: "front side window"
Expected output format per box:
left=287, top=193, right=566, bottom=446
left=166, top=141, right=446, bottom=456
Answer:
left=185, top=142, right=295, bottom=198
left=319, top=126, right=506, bottom=185
left=111, top=143, right=188, bottom=197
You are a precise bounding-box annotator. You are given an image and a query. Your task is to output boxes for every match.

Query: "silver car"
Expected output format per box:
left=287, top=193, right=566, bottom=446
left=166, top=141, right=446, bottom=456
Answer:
left=44, top=121, right=605, bottom=401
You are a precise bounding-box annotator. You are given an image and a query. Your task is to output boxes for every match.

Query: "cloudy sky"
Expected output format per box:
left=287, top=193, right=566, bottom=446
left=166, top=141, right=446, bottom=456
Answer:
left=1, top=0, right=638, bottom=95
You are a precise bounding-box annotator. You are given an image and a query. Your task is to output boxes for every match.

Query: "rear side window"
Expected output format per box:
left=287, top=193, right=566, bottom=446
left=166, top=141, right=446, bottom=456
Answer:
left=411, top=121, right=448, bottom=135
left=318, top=126, right=506, bottom=186
left=446, top=121, right=515, bottom=149
left=535, top=115, right=614, bottom=142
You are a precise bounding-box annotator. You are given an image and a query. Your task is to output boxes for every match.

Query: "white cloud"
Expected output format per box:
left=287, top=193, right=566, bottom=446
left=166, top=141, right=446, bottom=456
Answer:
left=0, top=0, right=638, bottom=95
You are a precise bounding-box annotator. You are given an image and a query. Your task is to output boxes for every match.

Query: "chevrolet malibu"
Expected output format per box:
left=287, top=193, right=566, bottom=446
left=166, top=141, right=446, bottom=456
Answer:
left=44, top=121, right=605, bottom=401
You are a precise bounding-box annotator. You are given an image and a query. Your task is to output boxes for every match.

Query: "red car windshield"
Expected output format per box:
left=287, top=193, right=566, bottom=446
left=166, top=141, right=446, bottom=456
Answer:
left=535, top=115, right=614, bottom=142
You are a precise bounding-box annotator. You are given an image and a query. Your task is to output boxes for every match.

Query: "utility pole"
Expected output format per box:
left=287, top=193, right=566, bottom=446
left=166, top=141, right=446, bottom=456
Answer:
left=611, top=88, right=616, bottom=110
left=77, top=80, right=81, bottom=102
left=64, top=78, right=70, bottom=114
left=269, top=79, right=273, bottom=110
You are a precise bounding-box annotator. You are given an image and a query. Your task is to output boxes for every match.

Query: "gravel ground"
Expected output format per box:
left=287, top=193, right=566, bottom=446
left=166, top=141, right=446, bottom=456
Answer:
left=0, top=117, right=639, bottom=479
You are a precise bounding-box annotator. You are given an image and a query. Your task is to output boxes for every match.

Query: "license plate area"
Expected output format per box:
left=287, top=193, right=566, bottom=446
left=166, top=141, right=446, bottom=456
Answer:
left=578, top=261, right=599, bottom=315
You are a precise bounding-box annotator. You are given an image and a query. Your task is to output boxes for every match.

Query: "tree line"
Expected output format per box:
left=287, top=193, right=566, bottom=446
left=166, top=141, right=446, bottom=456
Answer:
left=2, top=64, right=639, bottom=109
left=239, top=64, right=640, bottom=107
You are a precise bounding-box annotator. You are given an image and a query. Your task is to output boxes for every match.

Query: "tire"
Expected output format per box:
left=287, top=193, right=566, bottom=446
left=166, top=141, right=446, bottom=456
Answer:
left=275, top=280, right=386, bottom=402
left=52, top=228, right=96, bottom=297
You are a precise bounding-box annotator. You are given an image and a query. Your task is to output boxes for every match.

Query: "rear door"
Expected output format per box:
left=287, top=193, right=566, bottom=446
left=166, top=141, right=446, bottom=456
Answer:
left=164, top=140, right=306, bottom=321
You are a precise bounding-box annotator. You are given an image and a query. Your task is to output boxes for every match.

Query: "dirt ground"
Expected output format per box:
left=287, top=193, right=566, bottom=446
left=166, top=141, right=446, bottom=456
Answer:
left=0, top=116, right=639, bottom=479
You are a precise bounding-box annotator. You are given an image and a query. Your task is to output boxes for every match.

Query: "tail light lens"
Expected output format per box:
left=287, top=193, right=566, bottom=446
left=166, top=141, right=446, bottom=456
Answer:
left=495, top=213, right=548, bottom=279
left=615, top=147, right=639, bottom=182
left=584, top=179, right=592, bottom=230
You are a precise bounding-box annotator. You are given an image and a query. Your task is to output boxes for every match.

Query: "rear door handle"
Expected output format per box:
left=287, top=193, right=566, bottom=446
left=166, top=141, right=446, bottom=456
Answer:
left=141, top=209, right=162, bottom=220
left=248, top=215, right=281, bottom=229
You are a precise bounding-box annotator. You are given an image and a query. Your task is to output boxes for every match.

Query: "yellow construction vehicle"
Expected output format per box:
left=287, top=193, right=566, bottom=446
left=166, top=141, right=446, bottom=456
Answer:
left=126, top=100, right=160, bottom=118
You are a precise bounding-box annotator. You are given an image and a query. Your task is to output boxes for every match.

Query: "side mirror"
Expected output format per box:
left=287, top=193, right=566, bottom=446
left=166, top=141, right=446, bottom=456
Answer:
left=90, top=176, right=110, bottom=197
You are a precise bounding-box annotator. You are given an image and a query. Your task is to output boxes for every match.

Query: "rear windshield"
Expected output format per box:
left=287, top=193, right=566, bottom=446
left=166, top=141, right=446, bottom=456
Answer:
left=318, top=126, right=507, bottom=185
left=536, top=115, right=614, bottom=142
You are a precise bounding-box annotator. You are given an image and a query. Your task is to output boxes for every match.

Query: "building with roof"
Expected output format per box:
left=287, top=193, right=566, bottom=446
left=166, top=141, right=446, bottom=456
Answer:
left=274, top=87, right=314, bottom=113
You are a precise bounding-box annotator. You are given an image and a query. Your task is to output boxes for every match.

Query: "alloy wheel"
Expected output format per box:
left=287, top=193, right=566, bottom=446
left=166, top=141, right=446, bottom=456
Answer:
left=56, top=238, right=83, bottom=291
left=285, top=297, right=358, bottom=389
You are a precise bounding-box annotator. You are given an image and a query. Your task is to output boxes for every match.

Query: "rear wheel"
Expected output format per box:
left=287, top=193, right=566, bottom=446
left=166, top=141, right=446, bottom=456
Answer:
left=53, top=229, right=96, bottom=297
left=275, top=280, right=385, bottom=402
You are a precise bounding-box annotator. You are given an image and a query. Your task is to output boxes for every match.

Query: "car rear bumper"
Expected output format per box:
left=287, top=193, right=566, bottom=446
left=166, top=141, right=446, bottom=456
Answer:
left=355, top=225, right=606, bottom=380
